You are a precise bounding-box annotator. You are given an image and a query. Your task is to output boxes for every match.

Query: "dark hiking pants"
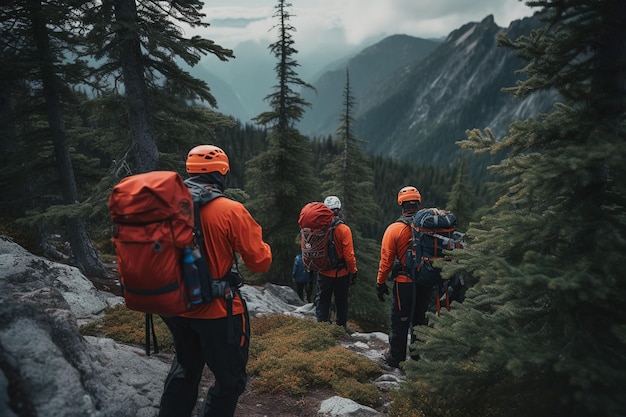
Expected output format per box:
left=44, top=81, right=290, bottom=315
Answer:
left=316, top=273, right=350, bottom=326
left=295, top=280, right=314, bottom=302
left=388, top=281, right=432, bottom=363
left=158, top=309, right=249, bottom=417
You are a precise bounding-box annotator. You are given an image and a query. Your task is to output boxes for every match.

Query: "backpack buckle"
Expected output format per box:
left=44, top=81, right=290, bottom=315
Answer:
left=224, top=286, right=233, bottom=300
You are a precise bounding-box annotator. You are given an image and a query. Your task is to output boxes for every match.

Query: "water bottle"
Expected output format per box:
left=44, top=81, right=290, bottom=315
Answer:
left=182, top=248, right=202, bottom=305
left=191, top=248, right=202, bottom=260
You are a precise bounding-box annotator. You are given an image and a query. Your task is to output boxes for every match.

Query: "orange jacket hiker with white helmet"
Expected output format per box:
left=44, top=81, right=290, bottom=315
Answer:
left=316, top=195, right=358, bottom=329
left=158, top=145, right=272, bottom=417
left=376, top=186, right=431, bottom=368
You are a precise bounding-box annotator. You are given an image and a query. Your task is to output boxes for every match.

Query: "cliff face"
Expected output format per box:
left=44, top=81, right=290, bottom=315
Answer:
left=361, top=15, right=551, bottom=163
left=197, top=14, right=556, bottom=182
left=297, top=34, right=442, bottom=139
left=301, top=15, right=556, bottom=179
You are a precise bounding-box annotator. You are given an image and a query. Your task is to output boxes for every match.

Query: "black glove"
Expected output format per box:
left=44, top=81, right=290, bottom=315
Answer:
left=376, top=282, right=389, bottom=302
left=349, top=272, right=357, bottom=286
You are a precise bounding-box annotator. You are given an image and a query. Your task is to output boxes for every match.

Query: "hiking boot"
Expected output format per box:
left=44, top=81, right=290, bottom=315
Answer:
left=343, top=325, right=355, bottom=335
left=383, top=349, right=401, bottom=368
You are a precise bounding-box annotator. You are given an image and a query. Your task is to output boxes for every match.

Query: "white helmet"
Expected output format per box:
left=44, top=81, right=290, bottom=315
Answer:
left=323, top=195, right=342, bottom=210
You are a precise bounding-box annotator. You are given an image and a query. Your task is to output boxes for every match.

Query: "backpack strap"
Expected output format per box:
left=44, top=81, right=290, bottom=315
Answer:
left=390, top=216, right=413, bottom=279
left=213, top=254, right=244, bottom=344
left=185, top=179, right=245, bottom=343
left=327, top=218, right=346, bottom=275
left=184, top=178, right=224, bottom=251
left=185, top=179, right=226, bottom=302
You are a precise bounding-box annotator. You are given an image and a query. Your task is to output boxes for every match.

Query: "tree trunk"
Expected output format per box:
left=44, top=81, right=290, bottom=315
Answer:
left=113, top=0, right=159, bottom=173
left=28, top=0, right=108, bottom=278
left=0, top=80, right=15, bottom=147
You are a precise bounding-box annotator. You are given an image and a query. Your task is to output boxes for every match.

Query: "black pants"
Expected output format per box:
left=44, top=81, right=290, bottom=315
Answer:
left=388, top=281, right=432, bottom=363
left=316, top=273, right=350, bottom=326
left=295, top=280, right=314, bottom=302
left=158, top=307, right=250, bottom=417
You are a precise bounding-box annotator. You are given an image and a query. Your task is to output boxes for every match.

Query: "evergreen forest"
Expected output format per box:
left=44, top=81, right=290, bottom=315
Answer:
left=1, top=0, right=624, bottom=416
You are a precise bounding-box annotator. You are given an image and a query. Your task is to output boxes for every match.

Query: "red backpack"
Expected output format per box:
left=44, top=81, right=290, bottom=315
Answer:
left=298, top=202, right=344, bottom=272
left=109, top=171, right=210, bottom=316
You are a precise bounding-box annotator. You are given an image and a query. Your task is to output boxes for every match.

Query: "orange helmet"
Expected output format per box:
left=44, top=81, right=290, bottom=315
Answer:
left=186, top=145, right=229, bottom=175
left=397, top=186, right=422, bottom=205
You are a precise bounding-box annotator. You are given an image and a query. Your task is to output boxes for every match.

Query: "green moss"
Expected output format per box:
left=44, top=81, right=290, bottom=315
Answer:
left=332, top=377, right=382, bottom=408
left=248, top=314, right=383, bottom=404
left=0, top=217, right=41, bottom=255
left=80, top=304, right=174, bottom=351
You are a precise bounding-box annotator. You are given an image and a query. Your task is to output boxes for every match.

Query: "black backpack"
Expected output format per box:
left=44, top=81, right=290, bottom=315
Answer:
left=405, top=208, right=465, bottom=288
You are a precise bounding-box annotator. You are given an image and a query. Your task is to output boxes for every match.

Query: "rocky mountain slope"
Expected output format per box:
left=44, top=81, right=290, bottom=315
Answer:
left=353, top=15, right=555, bottom=170
left=297, top=34, right=441, bottom=138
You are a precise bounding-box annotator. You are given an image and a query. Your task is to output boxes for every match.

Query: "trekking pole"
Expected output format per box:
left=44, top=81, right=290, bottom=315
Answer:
left=407, top=236, right=424, bottom=360
left=145, top=313, right=159, bottom=356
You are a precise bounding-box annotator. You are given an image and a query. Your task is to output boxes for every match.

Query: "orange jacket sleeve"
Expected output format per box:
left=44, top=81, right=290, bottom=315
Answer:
left=376, top=221, right=411, bottom=285
left=182, top=197, right=272, bottom=319
left=201, top=197, right=271, bottom=277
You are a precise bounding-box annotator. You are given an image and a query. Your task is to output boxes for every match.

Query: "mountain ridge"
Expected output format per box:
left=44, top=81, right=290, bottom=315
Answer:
left=297, top=34, right=442, bottom=138
left=349, top=14, right=555, bottom=179
left=195, top=13, right=555, bottom=182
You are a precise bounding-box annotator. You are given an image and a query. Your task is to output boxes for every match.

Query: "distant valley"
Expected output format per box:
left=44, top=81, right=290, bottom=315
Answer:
left=191, top=14, right=556, bottom=181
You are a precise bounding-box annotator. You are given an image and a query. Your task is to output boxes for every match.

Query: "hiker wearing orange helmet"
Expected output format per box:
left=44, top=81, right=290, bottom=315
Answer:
left=158, top=145, right=272, bottom=417
left=376, top=186, right=431, bottom=368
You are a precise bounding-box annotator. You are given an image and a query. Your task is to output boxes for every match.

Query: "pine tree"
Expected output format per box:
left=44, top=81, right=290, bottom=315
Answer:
left=0, top=0, right=108, bottom=277
left=83, top=0, right=234, bottom=173
left=0, top=0, right=234, bottom=276
left=396, top=2, right=626, bottom=416
left=321, top=69, right=381, bottom=228
left=321, top=69, right=386, bottom=324
left=445, top=154, right=477, bottom=231
left=245, top=0, right=319, bottom=284
left=253, top=0, right=314, bottom=131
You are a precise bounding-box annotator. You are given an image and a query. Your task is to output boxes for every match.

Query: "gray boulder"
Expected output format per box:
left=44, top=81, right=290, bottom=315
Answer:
left=0, top=236, right=166, bottom=417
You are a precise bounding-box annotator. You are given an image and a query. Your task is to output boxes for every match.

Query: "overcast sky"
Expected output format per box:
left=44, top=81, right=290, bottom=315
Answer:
left=192, top=0, right=536, bottom=53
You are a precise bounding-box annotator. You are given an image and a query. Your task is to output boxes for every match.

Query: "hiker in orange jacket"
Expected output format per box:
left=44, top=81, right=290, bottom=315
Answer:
left=316, top=196, right=358, bottom=329
left=376, top=186, right=431, bottom=368
left=158, top=145, right=272, bottom=417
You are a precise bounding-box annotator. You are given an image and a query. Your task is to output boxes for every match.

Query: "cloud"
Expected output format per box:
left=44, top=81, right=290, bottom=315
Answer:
left=204, top=5, right=273, bottom=20
left=194, top=0, right=535, bottom=51
left=333, top=0, right=534, bottom=43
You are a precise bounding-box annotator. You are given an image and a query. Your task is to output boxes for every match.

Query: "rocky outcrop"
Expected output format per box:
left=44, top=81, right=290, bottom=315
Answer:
left=0, top=236, right=400, bottom=416
left=0, top=236, right=168, bottom=417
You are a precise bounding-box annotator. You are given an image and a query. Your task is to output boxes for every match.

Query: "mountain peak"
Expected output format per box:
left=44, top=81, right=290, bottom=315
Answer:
left=337, top=14, right=553, bottom=182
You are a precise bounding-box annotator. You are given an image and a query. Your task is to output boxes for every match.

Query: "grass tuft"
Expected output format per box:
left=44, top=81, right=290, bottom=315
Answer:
left=80, top=304, right=174, bottom=350
left=332, top=377, right=382, bottom=408
left=248, top=314, right=383, bottom=404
